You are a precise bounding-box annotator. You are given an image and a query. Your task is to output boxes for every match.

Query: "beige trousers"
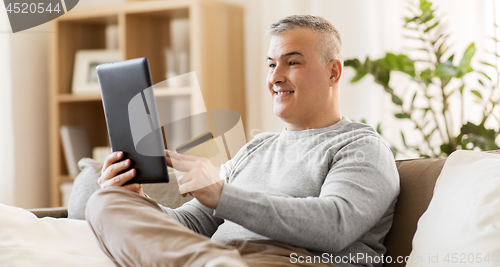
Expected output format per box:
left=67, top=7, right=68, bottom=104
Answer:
left=86, top=187, right=333, bottom=267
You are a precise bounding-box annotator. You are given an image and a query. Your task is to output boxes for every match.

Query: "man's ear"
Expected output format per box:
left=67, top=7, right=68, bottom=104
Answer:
left=328, top=59, right=342, bottom=86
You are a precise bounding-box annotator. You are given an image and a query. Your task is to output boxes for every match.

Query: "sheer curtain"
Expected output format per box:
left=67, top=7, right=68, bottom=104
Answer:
left=0, top=8, right=14, bottom=206
left=0, top=5, right=50, bottom=208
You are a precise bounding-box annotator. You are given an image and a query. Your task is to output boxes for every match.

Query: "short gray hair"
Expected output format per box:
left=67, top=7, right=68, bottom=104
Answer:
left=266, top=15, right=342, bottom=64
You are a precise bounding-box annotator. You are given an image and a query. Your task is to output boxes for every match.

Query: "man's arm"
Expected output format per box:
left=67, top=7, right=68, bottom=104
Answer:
left=157, top=198, right=224, bottom=238
left=213, top=136, right=399, bottom=253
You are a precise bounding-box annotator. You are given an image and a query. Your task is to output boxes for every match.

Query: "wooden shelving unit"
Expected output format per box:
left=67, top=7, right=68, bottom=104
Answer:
left=48, top=0, right=245, bottom=207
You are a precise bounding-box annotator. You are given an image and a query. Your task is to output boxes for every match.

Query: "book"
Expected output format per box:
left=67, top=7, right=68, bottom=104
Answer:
left=60, top=125, right=92, bottom=177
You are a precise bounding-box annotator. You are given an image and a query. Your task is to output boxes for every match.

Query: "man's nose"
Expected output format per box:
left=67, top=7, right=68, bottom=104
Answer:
left=269, top=64, right=286, bottom=84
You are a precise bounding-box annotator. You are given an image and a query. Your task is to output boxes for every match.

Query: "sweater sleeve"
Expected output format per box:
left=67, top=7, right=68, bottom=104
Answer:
left=159, top=198, right=224, bottom=238
left=213, top=135, right=399, bottom=253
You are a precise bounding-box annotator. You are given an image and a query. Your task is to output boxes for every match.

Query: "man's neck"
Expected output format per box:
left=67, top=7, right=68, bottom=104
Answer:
left=285, top=114, right=343, bottom=131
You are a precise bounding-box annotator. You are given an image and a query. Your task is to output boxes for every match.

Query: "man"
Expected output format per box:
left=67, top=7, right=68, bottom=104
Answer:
left=87, top=15, right=400, bottom=267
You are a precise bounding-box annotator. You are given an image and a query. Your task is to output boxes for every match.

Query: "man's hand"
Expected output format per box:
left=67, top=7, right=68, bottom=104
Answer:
left=98, top=151, right=144, bottom=196
left=166, top=150, right=223, bottom=209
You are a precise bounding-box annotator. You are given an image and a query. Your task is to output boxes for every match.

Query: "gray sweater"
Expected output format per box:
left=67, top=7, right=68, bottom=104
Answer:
left=161, top=118, right=400, bottom=267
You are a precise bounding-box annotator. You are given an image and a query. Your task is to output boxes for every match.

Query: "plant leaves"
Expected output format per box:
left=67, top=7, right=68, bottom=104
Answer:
left=458, top=84, right=465, bottom=94
left=405, top=16, right=419, bottom=24
left=395, top=113, right=411, bottom=119
left=350, top=70, right=368, bottom=83
left=390, top=147, right=398, bottom=158
left=392, top=95, right=404, bottom=106
left=342, top=0, right=500, bottom=158
left=458, top=122, right=500, bottom=151
left=403, top=35, right=426, bottom=42
left=480, top=61, right=496, bottom=68
left=478, top=71, right=492, bottom=81
left=421, top=12, right=435, bottom=24
left=488, top=36, right=500, bottom=43
left=401, top=131, right=408, bottom=148
left=410, top=91, right=418, bottom=109
left=344, top=59, right=369, bottom=83
left=471, top=90, right=482, bottom=99
left=425, top=126, right=438, bottom=140
left=381, top=53, right=416, bottom=77
left=455, top=43, right=475, bottom=78
left=434, top=62, right=456, bottom=79
left=432, top=33, right=445, bottom=46
left=374, top=72, right=389, bottom=87
left=437, top=41, right=448, bottom=56
left=445, top=54, right=454, bottom=63
left=440, top=143, right=455, bottom=155
left=419, top=68, right=433, bottom=85
left=424, top=21, right=440, bottom=33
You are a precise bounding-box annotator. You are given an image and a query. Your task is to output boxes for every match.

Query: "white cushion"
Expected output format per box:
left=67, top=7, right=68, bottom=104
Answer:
left=407, top=150, right=500, bottom=267
left=0, top=203, right=114, bottom=267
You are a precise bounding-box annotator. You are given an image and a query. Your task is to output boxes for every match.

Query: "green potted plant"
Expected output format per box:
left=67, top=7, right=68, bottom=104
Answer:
left=345, top=0, right=500, bottom=157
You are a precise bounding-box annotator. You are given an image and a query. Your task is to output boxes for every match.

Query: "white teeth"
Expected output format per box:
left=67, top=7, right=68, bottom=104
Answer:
left=276, top=91, right=293, bottom=95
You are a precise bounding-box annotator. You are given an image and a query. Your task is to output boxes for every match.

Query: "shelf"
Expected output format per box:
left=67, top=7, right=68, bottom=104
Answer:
left=58, top=93, right=102, bottom=102
left=60, top=175, right=75, bottom=182
left=58, top=87, right=191, bottom=103
left=57, top=6, right=121, bottom=22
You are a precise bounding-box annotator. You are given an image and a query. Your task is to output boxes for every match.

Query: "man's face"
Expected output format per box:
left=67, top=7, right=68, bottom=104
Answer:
left=266, top=28, right=337, bottom=129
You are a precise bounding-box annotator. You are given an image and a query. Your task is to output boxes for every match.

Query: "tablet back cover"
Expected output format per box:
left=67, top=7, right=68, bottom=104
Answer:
left=97, top=58, right=169, bottom=184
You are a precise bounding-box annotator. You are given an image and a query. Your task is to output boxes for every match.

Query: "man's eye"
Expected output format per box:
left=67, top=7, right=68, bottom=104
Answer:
left=268, top=63, right=276, bottom=68
left=289, top=61, right=299, bottom=65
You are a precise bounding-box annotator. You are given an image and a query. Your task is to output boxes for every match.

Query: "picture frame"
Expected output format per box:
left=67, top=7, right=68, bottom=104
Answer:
left=71, top=49, right=121, bottom=94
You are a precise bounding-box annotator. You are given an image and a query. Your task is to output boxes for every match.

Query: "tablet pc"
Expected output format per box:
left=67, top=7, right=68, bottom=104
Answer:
left=97, top=58, right=169, bottom=185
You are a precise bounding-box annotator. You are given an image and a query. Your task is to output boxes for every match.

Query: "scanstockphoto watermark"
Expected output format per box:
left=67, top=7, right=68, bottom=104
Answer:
left=290, top=252, right=499, bottom=265
left=289, top=253, right=423, bottom=265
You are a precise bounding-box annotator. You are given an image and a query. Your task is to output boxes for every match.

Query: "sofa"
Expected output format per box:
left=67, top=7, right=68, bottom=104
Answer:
left=24, top=149, right=500, bottom=267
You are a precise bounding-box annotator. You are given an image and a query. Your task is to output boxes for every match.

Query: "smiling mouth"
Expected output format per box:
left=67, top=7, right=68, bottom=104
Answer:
left=275, top=91, right=294, bottom=96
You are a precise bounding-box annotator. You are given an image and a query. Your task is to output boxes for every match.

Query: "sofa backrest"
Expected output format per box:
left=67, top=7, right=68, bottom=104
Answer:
left=382, top=157, right=446, bottom=266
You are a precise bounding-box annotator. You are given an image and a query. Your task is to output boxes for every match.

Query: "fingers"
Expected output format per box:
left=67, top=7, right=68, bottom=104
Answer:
left=167, top=150, right=198, bottom=161
left=98, top=151, right=143, bottom=195
left=99, top=169, right=136, bottom=189
left=170, top=157, right=198, bottom=172
left=166, top=150, right=206, bottom=170
left=176, top=174, right=193, bottom=185
left=102, top=151, right=124, bottom=174
left=99, top=159, right=132, bottom=184
left=165, top=150, right=173, bottom=167
left=178, top=178, right=212, bottom=194
left=178, top=181, right=193, bottom=195
left=98, top=157, right=136, bottom=188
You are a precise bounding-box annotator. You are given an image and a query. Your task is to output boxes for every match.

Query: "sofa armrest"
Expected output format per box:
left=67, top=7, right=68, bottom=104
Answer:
left=29, top=207, right=68, bottom=218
